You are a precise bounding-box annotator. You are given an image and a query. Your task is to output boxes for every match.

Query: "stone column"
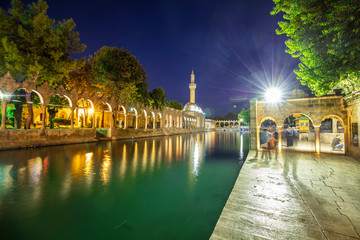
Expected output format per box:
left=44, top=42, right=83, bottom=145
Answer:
left=145, top=116, right=147, bottom=129
left=314, top=125, right=321, bottom=153
left=135, top=115, right=138, bottom=129
left=92, top=109, right=96, bottom=129
left=278, top=125, right=283, bottom=151
left=42, top=105, right=47, bottom=130
left=124, top=114, right=127, bottom=129
left=153, top=117, right=155, bottom=129
left=332, top=119, right=338, bottom=133
left=344, top=124, right=349, bottom=155
left=257, top=126, right=260, bottom=150
left=70, top=107, right=74, bottom=129
left=110, top=111, right=114, bottom=129
left=1, top=99, right=8, bottom=130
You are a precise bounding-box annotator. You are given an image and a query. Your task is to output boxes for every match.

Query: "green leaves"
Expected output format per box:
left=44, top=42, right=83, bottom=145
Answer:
left=90, top=46, right=147, bottom=105
left=165, top=100, right=183, bottom=110
left=0, top=0, right=85, bottom=86
left=272, top=0, right=360, bottom=95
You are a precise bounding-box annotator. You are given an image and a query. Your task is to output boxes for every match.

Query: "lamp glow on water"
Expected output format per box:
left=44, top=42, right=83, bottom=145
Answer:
left=265, top=87, right=282, bottom=103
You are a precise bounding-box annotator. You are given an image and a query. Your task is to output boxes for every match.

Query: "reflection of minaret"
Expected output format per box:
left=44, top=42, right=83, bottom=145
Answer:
left=189, top=70, right=196, bottom=103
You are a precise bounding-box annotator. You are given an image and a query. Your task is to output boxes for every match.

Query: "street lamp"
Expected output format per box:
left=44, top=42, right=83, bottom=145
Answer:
left=265, top=87, right=282, bottom=103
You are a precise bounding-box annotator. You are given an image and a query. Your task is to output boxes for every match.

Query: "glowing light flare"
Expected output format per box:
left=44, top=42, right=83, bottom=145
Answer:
left=265, top=87, right=282, bottom=103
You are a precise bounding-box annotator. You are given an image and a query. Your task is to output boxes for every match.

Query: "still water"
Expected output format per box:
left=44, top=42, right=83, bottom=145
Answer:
left=0, top=131, right=249, bottom=240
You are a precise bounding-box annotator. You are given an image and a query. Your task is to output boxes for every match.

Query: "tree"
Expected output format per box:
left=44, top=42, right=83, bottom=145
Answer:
left=164, top=100, right=183, bottom=110
left=150, top=87, right=166, bottom=110
left=0, top=0, right=85, bottom=128
left=47, top=95, right=68, bottom=129
left=224, top=112, right=238, bottom=120
left=271, top=0, right=360, bottom=95
left=90, top=46, right=147, bottom=126
left=238, top=108, right=250, bottom=124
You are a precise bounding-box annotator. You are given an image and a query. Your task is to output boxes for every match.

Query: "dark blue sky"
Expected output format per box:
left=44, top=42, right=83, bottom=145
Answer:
left=1, top=0, right=301, bottom=116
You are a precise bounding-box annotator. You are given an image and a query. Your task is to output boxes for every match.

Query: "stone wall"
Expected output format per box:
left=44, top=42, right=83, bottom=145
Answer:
left=346, top=97, right=360, bottom=159
left=0, top=128, right=97, bottom=150
left=256, top=96, right=347, bottom=126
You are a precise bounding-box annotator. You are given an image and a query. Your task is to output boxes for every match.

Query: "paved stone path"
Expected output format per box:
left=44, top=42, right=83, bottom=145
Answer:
left=211, top=150, right=360, bottom=240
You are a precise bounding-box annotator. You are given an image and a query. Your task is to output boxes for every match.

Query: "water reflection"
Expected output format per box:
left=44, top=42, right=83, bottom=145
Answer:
left=0, top=132, right=248, bottom=209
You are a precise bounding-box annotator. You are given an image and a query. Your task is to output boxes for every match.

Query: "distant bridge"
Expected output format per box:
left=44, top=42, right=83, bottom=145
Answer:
left=215, top=120, right=241, bottom=128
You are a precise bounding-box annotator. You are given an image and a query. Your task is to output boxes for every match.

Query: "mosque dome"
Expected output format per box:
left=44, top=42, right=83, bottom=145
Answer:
left=183, top=102, right=204, bottom=114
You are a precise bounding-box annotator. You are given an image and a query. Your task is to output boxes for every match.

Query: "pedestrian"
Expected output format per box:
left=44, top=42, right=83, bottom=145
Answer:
left=286, top=128, right=293, bottom=147
left=267, top=129, right=273, bottom=149
left=331, top=135, right=344, bottom=151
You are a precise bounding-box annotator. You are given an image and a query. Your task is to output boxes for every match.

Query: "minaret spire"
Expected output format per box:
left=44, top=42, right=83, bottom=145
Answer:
left=189, top=70, right=196, bottom=103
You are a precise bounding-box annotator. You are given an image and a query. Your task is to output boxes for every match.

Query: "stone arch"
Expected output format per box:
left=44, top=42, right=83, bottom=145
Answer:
left=47, top=94, right=72, bottom=129
left=259, top=116, right=279, bottom=126
left=169, top=114, right=173, bottom=127
left=117, top=105, right=126, bottom=129
left=156, top=112, right=162, bottom=128
left=139, top=109, right=147, bottom=129
left=8, top=88, right=44, bottom=129
left=76, top=98, right=94, bottom=128
left=282, top=112, right=314, bottom=127
left=127, top=106, right=138, bottom=129
left=320, top=114, right=345, bottom=126
left=31, top=89, right=44, bottom=105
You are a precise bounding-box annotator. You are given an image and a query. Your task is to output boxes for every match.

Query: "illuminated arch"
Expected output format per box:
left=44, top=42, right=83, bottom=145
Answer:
left=282, top=113, right=314, bottom=126
left=31, top=90, right=44, bottom=105
left=105, top=102, right=112, bottom=112
left=321, top=114, right=344, bottom=126
left=259, top=116, right=278, bottom=126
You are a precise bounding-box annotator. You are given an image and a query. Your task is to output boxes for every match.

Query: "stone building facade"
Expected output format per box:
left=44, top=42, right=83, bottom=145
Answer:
left=250, top=92, right=360, bottom=159
left=0, top=71, right=205, bottom=149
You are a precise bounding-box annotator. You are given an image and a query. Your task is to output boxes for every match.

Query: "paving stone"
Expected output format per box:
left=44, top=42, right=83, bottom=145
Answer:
left=211, top=150, right=360, bottom=240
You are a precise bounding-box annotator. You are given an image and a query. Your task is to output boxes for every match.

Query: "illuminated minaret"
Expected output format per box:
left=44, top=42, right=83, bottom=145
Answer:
left=189, top=70, right=196, bottom=103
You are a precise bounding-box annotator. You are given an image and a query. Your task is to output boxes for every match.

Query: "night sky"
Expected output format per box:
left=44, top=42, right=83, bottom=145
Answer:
left=1, top=0, right=302, bottom=116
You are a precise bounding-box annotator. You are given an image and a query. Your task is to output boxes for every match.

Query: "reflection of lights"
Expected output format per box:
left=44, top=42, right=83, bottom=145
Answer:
left=150, top=140, right=156, bottom=170
left=84, top=152, right=93, bottom=177
left=142, top=141, right=148, bottom=171
left=132, top=142, right=138, bottom=176
left=192, top=142, right=200, bottom=177
left=100, top=151, right=112, bottom=184
left=0, top=165, right=14, bottom=193
left=265, top=87, right=282, bottom=103
left=240, top=134, right=244, bottom=160
left=120, top=145, right=127, bottom=179
left=28, top=157, right=42, bottom=186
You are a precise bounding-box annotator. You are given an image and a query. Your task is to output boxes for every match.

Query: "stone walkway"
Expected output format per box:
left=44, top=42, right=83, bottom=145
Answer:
left=211, top=150, right=360, bottom=240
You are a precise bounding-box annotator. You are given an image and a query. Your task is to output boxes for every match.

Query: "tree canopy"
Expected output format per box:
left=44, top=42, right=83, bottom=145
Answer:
left=238, top=108, right=250, bottom=124
left=90, top=46, right=147, bottom=105
left=223, top=112, right=238, bottom=120
left=0, top=0, right=85, bottom=86
left=271, top=0, right=360, bottom=95
left=164, top=100, right=183, bottom=110
left=150, top=87, right=166, bottom=110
